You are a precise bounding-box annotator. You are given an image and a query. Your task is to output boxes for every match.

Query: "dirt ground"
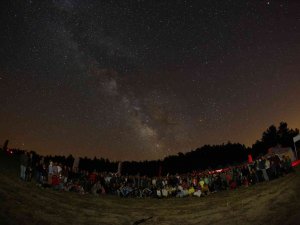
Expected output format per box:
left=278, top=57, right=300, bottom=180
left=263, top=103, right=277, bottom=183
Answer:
left=1, top=152, right=300, bottom=225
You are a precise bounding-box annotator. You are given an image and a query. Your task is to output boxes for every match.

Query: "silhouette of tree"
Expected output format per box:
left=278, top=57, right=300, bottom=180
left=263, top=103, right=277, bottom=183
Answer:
left=10, top=122, right=298, bottom=176
left=252, top=122, right=299, bottom=158
left=278, top=122, right=299, bottom=148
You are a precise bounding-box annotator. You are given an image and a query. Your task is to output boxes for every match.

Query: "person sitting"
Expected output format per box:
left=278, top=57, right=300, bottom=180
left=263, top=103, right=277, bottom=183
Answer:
left=119, top=184, right=133, bottom=197
left=161, top=187, right=168, bottom=198
left=176, top=185, right=188, bottom=198
left=51, top=174, right=61, bottom=190
left=188, top=185, right=195, bottom=196
left=91, top=181, right=103, bottom=196
left=229, top=180, right=237, bottom=190
left=199, top=178, right=205, bottom=190
left=283, top=155, right=292, bottom=173
left=202, top=183, right=210, bottom=195
left=193, top=186, right=202, bottom=197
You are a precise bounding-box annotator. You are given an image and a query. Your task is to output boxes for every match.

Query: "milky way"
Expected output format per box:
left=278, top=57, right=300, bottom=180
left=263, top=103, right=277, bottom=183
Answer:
left=0, top=0, right=299, bottom=160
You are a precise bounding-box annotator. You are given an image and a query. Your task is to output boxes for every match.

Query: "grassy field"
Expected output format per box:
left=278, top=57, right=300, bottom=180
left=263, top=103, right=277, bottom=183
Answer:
left=0, top=151, right=300, bottom=225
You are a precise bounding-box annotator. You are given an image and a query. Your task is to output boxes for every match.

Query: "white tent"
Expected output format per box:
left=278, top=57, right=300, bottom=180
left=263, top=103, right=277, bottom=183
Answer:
left=293, top=134, right=300, bottom=159
left=293, top=134, right=300, bottom=143
left=267, top=147, right=296, bottom=162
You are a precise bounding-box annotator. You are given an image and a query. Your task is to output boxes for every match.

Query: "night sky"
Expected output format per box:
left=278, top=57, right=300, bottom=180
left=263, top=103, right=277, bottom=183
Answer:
left=0, top=0, right=299, bottom=161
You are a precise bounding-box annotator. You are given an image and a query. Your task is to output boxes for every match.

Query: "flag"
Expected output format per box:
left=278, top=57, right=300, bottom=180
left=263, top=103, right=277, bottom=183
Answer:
left=248, top=154, right=253, bottom=163
left=293, top=134, right=300, bottom=143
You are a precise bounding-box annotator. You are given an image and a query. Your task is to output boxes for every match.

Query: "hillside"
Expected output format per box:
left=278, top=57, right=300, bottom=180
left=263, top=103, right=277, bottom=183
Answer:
left=0, top=151, right=300, bottom=225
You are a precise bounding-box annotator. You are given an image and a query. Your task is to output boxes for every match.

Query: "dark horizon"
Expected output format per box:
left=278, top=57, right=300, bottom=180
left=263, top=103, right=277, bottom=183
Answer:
left=2, top=121, right=299, bottom=163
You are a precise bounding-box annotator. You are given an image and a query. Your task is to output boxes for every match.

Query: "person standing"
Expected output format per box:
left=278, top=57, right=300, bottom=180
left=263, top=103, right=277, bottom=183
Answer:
left=48, top=161, right=54, bottom=185
left=20, top=151, right=28, bottom=180
left=260, top=157, right=269, bottom=181
left=25, top=152, right=34, bottom=181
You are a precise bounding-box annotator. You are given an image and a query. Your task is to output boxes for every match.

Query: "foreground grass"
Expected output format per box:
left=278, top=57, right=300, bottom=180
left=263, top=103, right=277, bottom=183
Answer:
left=0, top=152, right=300, bottom=225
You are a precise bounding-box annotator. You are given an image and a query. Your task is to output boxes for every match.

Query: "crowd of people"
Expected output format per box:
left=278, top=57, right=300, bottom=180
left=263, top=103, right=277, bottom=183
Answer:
left=19, top=151, right=294, bottom=198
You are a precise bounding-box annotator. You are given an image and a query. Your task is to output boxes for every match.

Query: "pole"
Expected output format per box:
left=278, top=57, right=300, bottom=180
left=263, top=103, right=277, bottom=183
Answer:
left=294, top=142, right=298, bottom=160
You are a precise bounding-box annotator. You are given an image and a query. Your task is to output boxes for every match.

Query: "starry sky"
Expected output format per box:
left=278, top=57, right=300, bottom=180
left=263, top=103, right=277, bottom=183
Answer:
left=0, top=0, right=299, bottom=161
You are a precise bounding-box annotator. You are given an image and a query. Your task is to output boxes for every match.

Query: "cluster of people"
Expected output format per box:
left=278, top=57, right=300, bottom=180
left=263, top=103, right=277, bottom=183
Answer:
left=19, top=151, right=294, bottom=198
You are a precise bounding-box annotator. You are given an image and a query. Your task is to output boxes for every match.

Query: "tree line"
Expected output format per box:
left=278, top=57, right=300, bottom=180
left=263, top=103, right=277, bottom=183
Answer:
left=2, top=122, right=299, bottom=176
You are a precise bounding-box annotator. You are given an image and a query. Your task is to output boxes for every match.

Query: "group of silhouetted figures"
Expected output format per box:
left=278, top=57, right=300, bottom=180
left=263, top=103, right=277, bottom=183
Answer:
left=18, top=150, right=294, bottom=198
